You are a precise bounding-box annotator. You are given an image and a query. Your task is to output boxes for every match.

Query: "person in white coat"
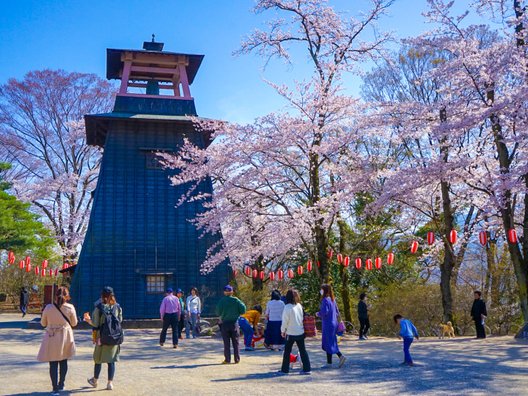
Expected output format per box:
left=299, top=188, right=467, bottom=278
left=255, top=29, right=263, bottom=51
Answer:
left=279, top=289, right=311, bottom=374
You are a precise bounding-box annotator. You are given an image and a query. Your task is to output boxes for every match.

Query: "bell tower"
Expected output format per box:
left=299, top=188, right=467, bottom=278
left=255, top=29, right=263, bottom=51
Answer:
left=70, top=38, right=228, bottom=318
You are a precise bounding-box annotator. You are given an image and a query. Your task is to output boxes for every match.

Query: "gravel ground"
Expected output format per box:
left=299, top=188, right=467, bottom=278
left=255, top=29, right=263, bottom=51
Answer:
left=1, top=313, right=527, bottom=396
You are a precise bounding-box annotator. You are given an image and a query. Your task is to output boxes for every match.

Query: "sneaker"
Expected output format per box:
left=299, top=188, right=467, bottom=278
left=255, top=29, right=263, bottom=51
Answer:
left=221, top=360, right=230, bottom=364
left=364, top=335, right=369, bottom=339
left=338, top=355, right=347, bottom=368
left=87, top=377, right=98, bottom=388
left=277, top=370, right=289, bottom=374
left=173, top=344, right=178, bottom=349
left=300, top=371, right=312, bottom=375
left=245, top=347, right=254, bottom=351
left=159, top=343, right=164, bottom=347
left=321, top=363, right=333, bottom=369
left=359, top=336, right=366, bottom=341
left=51, top=392, right=60, bottom=396
left=234, top=359, right=240, bottom=364
left=106, top=382, right=113, bottom=390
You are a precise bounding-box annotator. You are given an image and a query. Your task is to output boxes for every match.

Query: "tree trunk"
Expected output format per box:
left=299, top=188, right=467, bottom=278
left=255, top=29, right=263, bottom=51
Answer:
left=337, top=219, right=352, bottom=323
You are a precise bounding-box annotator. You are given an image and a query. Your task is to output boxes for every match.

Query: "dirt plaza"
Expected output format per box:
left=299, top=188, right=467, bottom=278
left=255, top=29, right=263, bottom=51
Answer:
left=0, top=314, right=527, bottom=396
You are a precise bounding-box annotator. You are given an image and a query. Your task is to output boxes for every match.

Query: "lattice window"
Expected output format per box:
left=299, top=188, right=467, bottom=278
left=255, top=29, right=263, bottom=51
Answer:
left=146, top=275, right=166, bottom=293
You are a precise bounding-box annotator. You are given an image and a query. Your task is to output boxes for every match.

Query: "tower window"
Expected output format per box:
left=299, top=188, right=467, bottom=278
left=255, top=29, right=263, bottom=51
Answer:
left=146, top=275, right=166, bottom=293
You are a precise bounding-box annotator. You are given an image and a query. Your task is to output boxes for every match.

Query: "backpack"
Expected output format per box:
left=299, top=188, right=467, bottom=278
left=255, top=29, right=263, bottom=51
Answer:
left=97, top=303, right=124, bottom=346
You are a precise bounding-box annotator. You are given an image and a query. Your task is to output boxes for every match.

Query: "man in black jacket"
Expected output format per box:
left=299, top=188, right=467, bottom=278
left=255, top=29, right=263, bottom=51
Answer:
left=19, top=287, right=29, bottom=317
left=358, top=293, right=370, bottom=340
left=470, top=291, right=487, bottom=339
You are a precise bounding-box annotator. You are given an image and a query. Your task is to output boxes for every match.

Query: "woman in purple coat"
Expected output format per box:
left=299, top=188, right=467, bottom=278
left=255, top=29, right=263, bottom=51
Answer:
left=318, top=284, right=346, bottom=368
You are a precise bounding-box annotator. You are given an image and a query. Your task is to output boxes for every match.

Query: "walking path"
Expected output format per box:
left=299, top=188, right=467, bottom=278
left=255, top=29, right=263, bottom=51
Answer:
left=0, top=314, right=527, bottom=395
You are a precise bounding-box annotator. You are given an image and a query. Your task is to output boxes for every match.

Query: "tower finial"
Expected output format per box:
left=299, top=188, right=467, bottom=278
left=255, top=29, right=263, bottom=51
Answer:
left=152, top=34, right=155, bottom=43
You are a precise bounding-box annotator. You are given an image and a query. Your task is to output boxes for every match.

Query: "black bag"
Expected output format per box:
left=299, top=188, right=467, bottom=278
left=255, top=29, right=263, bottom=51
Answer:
left=97, top=303, right=124, bottom=346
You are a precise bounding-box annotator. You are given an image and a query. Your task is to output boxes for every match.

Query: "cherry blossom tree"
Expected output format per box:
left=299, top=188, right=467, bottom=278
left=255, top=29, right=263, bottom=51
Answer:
left=163, top=0, right=393, bottom=283
left=0, top=70, right=114, bottom=261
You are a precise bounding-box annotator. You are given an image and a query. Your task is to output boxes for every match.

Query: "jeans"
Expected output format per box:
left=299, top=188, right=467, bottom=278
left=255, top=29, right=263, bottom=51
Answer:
left=178, top=314, right=185, bottom=339
left=238, top=317, right=254, bottom=348
left=186, top=312, right=199, bottom=338
left=94, top=363, right=115, bottom=381
left=20, top=304, right=27, bottom=316
left=359, top=317, right=370, bottom=338
left=160, top=313, right=179, bottom=345
left=220, top=321, right=240, bottom=363
left=474, top=319, right=486, bottom=338
left=281, top=334, right=311, bottom=373
left=403, top=337, right=413, bottom=363
left=49, top=359, right=68, bottom=392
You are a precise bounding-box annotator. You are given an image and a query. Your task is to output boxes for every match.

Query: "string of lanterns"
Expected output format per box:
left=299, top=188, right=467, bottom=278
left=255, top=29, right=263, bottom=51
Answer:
left=234, top=228, right=521, bottom=281
left=5, top=251, right=69, bottom=278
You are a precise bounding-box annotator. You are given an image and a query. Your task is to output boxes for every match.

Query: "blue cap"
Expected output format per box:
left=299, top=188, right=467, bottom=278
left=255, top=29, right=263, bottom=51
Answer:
left=176, top=288, right=183, bottom=294
left=224, top=285, right=233, bottom=292
left=166, top=288, right=173, bottom=293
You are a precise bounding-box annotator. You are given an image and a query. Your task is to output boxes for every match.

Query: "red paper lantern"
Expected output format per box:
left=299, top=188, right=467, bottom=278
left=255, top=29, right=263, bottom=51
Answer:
left=35, top=266, right=40, bottom=275
left=307, top=260, right=313, bottom=272
left=55, top=268, right=59, bottom=277
left=355, top=258, right=362, bottom=269
left=427, top=231, right=435, bottom=245
left=8, top=251, right=15, bottom=264
left=327, top=250, right=334, bottom=260
left=375, top=257, right=382, bottom=269
left=41, top=268, right=46, bottom=277
left=288, top=268, right=294, bottom=278
left=478, top=231, right=488, bottom=246
left=19, top=260, right=25, bottom=269
left=252, top=269, right=258, bottom=279
left=244, top=266, right=251, bottom=277
left=508, top=229, right=518, bottom=244
left=337, top=254, right=343, bottom=264
left=25, top=263, right=32, bottom=273
left=317, top=261, right=320, bottom=267
left=297, top=266, right=303, bottom=275
left=259, top=270, right=265, bottom=280
left=410, top=241, right=419, bottom=254
left=366, top=259, right=373, bottom=270
left=25, top=256, right=31, bottom=267
left=343, top=256, right=350, bottom=267
left=232, top=268, right=238, bottom=277
left=278, top=269, right=284, bottom=280
left=387, top=252, right=395, bottom=265
left=270, top=271, right=276, bottom=281
left=48, top=269, right=53, bottom=277
left=62, top=263, right=69, bottom=270
left=42, top=259, right=48, bottom=269
left=449, top=230, right=457, bottom=244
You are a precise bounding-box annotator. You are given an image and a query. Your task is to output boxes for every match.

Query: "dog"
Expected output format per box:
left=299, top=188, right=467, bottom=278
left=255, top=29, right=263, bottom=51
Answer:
left=439, top=321, right=455, bottom=339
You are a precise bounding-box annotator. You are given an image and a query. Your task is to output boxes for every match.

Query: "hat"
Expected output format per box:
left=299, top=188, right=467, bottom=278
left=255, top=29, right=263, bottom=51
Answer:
left=102, top=286, right=114, bottom=294
left=224, top=285, right=233, bottom=292
left=166, top=287, right=173, bottom=294
left=176, top=288, right=183, bottom=294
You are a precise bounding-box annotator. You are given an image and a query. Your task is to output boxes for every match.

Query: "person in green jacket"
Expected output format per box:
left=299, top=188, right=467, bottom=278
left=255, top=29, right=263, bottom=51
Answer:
left=216, top=285, right=246, bottom=364
left=84, top=286, right=123, bottom=391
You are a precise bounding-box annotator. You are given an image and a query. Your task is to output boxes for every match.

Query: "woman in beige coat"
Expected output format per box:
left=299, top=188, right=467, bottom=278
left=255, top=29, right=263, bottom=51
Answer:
left=37, top=286, right=78, bottom=395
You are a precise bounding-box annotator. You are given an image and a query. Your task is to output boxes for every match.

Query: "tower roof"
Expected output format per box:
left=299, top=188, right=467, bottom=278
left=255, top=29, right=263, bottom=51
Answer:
left=106, top=48, right=204, bottom=84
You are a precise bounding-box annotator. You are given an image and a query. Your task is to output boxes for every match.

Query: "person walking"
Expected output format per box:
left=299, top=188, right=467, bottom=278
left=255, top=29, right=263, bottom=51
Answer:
left=216, top=285, right=246, bottom=364
left=394, top=314, right=419, bottom=366
left=186, top=287, right=202, bottom=339
left=85, top=286, right=123, bottom=391
left=159, top=288, right=182, bottom=348
left=471, top=290, right=487, bottom=339
left=319, top=284, right=346, bottom=368
left=358, top=293, right=370, bottom=340
left=20, top=286, right=29, bottom=317
left=239, top=305, right=262, bottom=351
left=176, top=289, right=185, bottom=340
left=264, top=290, right=285, bottom=351
left=279, top=289, right=311, bottom=375
left=37, top=286, right=78, bottom=396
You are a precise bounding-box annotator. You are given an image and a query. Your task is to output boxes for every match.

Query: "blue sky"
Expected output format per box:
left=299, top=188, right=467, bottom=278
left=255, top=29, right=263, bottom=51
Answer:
left=0, top=0, right=482, bottom=123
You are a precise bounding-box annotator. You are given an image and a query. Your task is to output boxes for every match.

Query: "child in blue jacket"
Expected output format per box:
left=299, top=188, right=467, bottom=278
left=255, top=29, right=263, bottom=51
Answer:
left=393, top=314, right=419, bottom=366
